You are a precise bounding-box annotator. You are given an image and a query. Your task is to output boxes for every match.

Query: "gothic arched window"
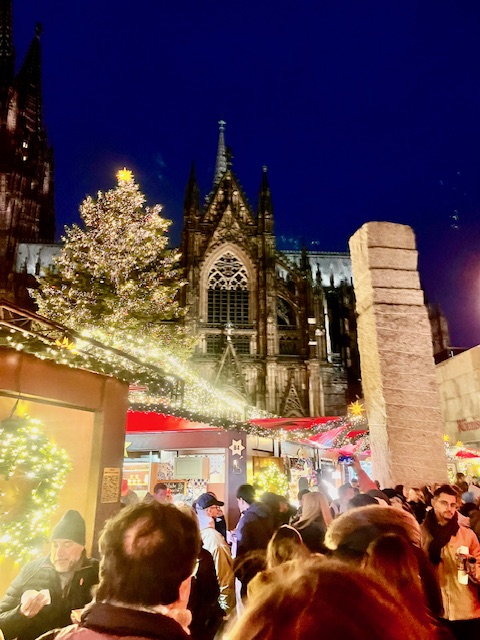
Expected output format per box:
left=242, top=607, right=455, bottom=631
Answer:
left=207, top=253, right=249, bottom=324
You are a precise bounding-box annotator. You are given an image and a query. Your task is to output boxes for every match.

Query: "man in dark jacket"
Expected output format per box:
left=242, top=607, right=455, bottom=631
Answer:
left=0, top=510, right=99, bottom=640
left=234, top=484, right=274, bottom=597
left=36, top=502, right=201, bottom=640
left=235, top=484, right=274, bottom=557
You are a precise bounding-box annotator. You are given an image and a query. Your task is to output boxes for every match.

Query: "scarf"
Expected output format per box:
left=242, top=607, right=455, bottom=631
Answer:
left=424, top=509, right=459, bottom=565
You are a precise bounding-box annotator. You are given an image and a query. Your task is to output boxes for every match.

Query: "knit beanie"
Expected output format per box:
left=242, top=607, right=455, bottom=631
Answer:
left=51, top=510, right=86, bottom=545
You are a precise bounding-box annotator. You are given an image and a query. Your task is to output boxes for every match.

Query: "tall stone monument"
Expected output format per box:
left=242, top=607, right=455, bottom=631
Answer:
left=349, top=222, right=447, bottom=487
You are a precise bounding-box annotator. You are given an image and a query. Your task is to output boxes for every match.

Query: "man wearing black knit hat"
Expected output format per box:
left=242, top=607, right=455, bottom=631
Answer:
left=0, top=510, right=98, bottom=640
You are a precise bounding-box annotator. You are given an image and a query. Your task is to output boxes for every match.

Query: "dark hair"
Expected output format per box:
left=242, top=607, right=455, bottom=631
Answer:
left=433, top=484, right=457, bottom=499
left=96, top=502, right=200, bottom=606
left=153, top=482, right=168, bottom=494
left=348, top=494, right=378, bottom=509
left=237, top=484, right=255, bottom=504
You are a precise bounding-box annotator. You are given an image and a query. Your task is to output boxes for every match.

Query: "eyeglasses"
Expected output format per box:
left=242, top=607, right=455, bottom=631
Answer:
left=437, top=499, right=457, bottom=509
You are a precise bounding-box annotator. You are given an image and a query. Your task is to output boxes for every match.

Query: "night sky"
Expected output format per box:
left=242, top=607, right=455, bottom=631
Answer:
left=14, top=1, right=480, bottom=348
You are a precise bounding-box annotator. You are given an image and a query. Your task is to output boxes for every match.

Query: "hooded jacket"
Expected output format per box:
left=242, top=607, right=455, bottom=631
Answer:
left=0, top=554, right=98, bottom=640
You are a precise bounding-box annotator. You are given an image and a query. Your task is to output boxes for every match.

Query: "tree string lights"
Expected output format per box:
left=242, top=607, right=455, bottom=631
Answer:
left=33, top=169, right=194, bottom=360
left=0, top=415, right=71, bottom=563
left=253, top=462, right=289, bottom=498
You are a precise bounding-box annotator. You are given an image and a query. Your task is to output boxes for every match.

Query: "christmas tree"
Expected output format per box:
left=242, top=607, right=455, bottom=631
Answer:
left=253, top=462, right=289, bottom=499
left=34, top=170, right=193, bottom=357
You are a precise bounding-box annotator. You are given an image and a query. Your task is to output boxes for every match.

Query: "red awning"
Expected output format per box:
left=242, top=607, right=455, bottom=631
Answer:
left=126, top=411, right=217, bottom=433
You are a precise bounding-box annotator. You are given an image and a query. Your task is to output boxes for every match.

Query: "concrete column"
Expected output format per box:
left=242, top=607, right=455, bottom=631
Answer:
left=349, top=222, right=447, bottom=487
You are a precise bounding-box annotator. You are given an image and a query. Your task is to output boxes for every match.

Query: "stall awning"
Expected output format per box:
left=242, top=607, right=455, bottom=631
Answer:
left=126, top=412, right=365, bottom=448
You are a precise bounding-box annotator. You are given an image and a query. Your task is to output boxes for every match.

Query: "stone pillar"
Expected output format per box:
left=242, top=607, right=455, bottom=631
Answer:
left=349, top=222, right=447, bottom=487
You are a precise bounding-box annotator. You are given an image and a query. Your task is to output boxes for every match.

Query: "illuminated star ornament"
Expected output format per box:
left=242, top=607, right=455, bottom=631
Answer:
left=229, top=439, right=245, bottom=456
left=117, top=168, right=133, bottom=183
left=348, top=400, right=366, bottom=417
left=55, top=336, right=78, bottom=354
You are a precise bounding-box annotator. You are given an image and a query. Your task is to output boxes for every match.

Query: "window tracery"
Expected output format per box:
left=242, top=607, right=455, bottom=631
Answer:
left=207, top=252, right=249, bottom=324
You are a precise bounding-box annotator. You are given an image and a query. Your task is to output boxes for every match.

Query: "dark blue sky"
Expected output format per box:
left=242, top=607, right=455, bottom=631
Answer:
left=15, top=1, right=480, bottom=347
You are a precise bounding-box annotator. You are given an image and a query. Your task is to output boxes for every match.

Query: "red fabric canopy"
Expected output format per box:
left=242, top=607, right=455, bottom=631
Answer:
left=126, top=411, right=217, bottom=433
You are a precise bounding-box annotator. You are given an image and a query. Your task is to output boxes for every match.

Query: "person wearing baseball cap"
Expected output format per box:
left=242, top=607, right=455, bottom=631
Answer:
left=0, top=510, right=99, bottom=640
left=195, top=494, right=235, bottom=614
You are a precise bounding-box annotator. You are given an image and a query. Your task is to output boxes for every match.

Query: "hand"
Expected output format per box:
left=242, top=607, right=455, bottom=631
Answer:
left=351, top=455, right=362, bottom=474
left=20, top=590, right=49, bottom=618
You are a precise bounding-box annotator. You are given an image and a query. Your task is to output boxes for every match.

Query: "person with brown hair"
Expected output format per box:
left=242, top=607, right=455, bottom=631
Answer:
left=324, top=504, right=444, bottom=623
left=293, top=491, right=332, bottom=553
left=247, top=525, right=309, bottom=600
left=225, top=557, right=440, bottom=640
left=37, top=502, right=201, bottom=640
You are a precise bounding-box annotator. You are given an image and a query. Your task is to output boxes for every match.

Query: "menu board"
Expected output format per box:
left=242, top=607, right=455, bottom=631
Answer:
left=163, top=480, right=187, bottom=495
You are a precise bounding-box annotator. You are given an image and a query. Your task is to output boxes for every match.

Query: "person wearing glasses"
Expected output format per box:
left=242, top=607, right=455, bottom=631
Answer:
left=195, top=493, right=235, bottom=615
left=421, top=484, right=480, bottom=640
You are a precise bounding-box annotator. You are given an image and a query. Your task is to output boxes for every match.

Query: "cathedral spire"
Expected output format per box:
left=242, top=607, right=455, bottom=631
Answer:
left=257, top=165, right=274, bottom=233
left=184, top=161, right=200, bottom=218
left=16, top=22, right=43, bottom=131
left=0, top=0, right=15, bottom=88
left=213, top=119, right=227, bottom=185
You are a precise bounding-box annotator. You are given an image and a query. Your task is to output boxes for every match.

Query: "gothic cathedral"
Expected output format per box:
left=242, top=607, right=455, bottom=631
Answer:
left=0, top=1, right=54, bottom=299
left=181, top=123, right=361, bottom=417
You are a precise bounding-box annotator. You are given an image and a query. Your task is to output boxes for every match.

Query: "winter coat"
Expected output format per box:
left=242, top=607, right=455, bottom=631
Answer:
left=295, top=516, right=327, bottom=554
left=0, top=554, right=98, bottom=640
left=420, top=520, right=480, bottom=621
left=36, top=601, right=190, bottom=640
left=200, top=527, right=235, bottom=613
left=235, top=502, right=274, bottom=558
left=188, top=548, right=223, bottom=640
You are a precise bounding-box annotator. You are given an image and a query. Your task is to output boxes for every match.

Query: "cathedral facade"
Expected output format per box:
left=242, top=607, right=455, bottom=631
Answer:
left=0, top=1, right=55, bottom=300
left=181, top=123, right=360, bottom=417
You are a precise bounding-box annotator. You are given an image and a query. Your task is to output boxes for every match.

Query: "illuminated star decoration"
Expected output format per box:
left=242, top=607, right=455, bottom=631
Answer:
left=443, top=434, right=450, bottom=442
left=55, top=337, right=78, bottom=355
left=229, top=439, right=245, bottom=456
left=456, top=440, right=463, bottom=448
left=117, top=168, right=133, bottom=183
left=348, top=400, right=365, bottom=417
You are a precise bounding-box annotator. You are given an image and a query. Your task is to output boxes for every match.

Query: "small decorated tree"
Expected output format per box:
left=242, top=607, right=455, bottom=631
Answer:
left=34, top=169, right=193, bottom=358
left=0, top=415, right=71, bottom=562
left=253, top=462, right=289, bottom=499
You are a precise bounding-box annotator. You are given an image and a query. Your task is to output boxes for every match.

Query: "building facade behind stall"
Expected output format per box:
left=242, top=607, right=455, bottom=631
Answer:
left=181, top=122, right=361, bottom=417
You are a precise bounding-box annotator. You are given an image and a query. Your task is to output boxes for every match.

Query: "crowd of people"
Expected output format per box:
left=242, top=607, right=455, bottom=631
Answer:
left=0, top=462, right=479, bottom=640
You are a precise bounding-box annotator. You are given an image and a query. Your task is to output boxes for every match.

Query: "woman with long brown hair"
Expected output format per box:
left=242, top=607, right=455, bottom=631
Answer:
left=293, top=491, right=332, bottom=553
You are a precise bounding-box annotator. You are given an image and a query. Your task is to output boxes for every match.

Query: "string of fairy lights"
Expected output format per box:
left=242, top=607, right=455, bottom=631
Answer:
left=0, top=415, right=71, bottom=562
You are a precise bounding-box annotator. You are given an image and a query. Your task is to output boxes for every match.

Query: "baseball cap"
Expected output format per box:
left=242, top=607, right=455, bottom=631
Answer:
left=196, top=493, right=224, bottom=510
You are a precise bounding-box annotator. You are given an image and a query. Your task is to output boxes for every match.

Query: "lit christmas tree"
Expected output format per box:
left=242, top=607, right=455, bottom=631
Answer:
left=253, top=462, right=289, bottom=499
left=34, top=170, right=193, bottom=356
left=0, top=415, right=71, bottom=562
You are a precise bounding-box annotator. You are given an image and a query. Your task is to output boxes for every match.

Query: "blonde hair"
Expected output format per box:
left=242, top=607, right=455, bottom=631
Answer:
left=295, top=491, right=332, bottom=530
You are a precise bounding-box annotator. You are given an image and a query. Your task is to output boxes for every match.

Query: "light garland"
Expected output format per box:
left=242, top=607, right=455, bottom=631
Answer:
left=0, top=415, right=71, bottom=563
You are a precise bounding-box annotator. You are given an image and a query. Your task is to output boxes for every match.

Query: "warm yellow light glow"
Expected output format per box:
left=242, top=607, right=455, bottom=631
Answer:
left=348, top=400, right=365, bottom=417
left=117, top=168, right=133, bottom=182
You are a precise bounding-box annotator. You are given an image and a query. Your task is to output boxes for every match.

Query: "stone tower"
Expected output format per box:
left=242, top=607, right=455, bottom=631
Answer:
left=0, top=0, right=55, bottom=298
left=181, top=122, right=359, bottom=416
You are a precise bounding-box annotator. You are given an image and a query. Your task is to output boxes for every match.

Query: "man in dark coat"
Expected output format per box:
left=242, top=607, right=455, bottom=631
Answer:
left=235, top=484, right=274, bottom=558
left=0, top=510, right=98, bottom=640
left=234, top=484, right=274, bottom=597
left=36, top=502, right=201, bottom=640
